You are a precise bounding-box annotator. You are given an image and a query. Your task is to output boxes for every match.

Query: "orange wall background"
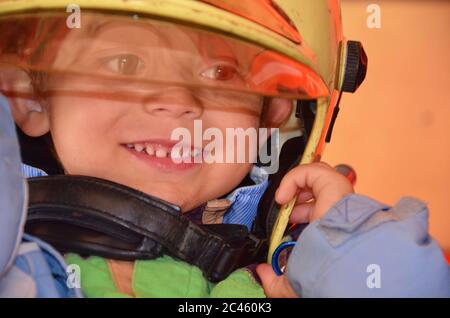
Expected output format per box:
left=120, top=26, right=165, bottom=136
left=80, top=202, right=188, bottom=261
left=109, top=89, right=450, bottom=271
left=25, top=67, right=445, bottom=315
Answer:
left=324, top=0, right=450, bottom=251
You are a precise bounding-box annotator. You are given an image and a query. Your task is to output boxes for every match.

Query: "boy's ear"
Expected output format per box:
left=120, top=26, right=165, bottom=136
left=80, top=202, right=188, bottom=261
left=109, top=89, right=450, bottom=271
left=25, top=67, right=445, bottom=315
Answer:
left=262, top=97, right=293, bottom=129
left=0, top=66, right=50, bottom=137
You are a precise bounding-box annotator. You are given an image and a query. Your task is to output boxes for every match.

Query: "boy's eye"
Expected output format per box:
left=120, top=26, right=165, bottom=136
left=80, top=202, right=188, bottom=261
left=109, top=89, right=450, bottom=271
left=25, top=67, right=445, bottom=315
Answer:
left=103, top=54, right=145, bottom=76
left=200, top=64, right=241, bottom=81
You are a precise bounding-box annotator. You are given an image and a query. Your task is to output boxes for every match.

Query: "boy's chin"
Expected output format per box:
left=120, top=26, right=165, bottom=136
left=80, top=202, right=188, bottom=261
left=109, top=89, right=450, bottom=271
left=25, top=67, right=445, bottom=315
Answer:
left=136, top=185, right=199, bottom=213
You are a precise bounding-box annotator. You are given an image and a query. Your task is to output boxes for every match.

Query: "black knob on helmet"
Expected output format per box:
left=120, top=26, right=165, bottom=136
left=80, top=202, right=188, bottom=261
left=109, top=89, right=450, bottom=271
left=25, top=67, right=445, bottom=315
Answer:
left=342, top=41, right=368, bottom=93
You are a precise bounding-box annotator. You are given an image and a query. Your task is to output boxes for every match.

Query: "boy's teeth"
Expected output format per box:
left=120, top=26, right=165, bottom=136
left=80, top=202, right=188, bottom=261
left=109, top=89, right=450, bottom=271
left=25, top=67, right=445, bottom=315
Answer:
left=134, top=143, right=144, bottom=152
left=145, top=145, right=155, bottom=155
left=170, top=146, right=182, bottom=160
left=155, top=148, right=167, bottom=158
left=129, top=143, right=199, bottom=160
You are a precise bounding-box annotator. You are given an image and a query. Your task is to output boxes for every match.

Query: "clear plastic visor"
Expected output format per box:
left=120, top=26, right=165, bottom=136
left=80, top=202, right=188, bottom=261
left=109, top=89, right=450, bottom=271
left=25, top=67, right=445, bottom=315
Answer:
left=0, top=12, right=329, bottom=113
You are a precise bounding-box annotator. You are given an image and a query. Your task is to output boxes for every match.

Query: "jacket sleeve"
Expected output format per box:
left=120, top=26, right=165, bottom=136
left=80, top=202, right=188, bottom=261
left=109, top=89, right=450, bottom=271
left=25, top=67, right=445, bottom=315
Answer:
left=0, top=94, right=27, bottom=277
left=286, top=194, right=450, bottom=297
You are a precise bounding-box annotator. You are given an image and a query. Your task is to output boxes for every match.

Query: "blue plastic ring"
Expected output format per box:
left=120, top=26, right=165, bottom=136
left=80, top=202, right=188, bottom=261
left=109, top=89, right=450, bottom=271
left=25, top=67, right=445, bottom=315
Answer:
left=271, top=241, right=297, bottom=276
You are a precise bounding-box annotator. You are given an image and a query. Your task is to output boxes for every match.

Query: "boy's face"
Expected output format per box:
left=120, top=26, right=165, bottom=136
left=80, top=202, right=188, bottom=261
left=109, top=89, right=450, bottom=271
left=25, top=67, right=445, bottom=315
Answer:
left=8, top=17, right=292, bottom=211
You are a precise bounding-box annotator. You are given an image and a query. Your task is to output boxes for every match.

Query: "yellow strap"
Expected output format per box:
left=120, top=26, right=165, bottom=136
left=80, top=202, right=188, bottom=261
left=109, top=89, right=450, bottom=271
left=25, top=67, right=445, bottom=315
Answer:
left=267, top=97, right=329, bottom=263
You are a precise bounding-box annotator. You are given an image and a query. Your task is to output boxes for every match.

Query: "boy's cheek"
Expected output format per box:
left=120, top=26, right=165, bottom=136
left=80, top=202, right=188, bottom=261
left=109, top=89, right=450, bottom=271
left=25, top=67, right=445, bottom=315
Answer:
left=261, top=98, right=293, bottom=129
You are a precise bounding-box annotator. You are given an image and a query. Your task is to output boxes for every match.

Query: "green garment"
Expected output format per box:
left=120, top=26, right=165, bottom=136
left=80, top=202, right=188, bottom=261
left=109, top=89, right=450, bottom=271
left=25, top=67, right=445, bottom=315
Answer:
left=65, top=254, right=266, bottom=298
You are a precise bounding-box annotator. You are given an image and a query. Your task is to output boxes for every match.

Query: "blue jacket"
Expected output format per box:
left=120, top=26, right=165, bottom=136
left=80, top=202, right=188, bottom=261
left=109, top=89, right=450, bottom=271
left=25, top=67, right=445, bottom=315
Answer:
left=1, top=94, right=449, bottom=297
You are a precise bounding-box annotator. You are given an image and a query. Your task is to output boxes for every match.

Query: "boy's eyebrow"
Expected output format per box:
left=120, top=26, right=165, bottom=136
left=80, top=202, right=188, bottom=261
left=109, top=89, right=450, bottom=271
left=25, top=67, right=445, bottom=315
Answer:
left=86, top=21, right=115, bottom=36
left=196, top=35, right=239, bottom=65
left=199, top=36, right=235, bottom=57
left=196, top=32, right=264, bottom=69
left=86, top=20, right=159, bottom=38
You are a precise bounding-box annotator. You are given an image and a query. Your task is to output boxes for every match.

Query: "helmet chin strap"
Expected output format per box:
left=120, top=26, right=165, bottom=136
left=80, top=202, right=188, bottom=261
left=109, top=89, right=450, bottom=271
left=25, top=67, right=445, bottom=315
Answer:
left=25, top=175, right=267, bottom=282
left=254, top=99, right=313, bottom=260
left=264, top=97, right=328, bottom=263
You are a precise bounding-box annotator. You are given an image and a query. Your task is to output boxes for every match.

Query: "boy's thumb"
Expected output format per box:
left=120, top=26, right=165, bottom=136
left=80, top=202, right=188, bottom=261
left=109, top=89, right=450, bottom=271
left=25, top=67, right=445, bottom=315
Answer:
left=256, top=263, right=299, bottom=298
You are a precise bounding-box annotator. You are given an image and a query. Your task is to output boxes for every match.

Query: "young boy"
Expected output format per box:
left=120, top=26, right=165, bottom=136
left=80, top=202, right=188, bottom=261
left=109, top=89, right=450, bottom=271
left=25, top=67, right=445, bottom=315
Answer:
left=0, top=0, right=449, bottom=297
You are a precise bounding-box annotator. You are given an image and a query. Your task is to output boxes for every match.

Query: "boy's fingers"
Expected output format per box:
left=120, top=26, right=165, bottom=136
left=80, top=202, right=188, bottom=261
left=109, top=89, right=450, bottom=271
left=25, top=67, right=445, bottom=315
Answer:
left=256, top=264, right=298, bottom=298
left=289, top=202, right=314, bottom=224
left=297, top=189, right=314, bottom=203
left=275, top=164, right=330, bottom=204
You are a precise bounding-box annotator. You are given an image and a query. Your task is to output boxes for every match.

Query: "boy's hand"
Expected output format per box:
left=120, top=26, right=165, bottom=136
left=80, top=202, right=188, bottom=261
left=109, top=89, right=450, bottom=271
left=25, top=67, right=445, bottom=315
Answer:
left=256, top=264, right=298, bottom=298
left=275, top=162, right=354, bottom=224
left=257, top=162, right=355, bottom=298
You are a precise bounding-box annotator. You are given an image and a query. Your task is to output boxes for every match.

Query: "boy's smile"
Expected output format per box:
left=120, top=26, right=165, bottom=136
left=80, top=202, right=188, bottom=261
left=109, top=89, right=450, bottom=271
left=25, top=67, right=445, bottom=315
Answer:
left=123, top=139, right=203, bottom=172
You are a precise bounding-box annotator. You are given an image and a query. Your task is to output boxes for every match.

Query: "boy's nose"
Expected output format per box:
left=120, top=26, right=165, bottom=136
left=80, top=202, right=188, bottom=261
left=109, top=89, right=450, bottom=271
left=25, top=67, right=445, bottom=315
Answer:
left=142, top=87, right=203, bottom=119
